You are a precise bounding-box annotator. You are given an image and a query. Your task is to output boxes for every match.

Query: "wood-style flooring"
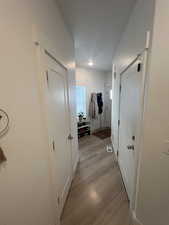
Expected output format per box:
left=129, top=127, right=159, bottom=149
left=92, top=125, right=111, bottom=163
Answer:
left=61, top=135, right=133, bottom=225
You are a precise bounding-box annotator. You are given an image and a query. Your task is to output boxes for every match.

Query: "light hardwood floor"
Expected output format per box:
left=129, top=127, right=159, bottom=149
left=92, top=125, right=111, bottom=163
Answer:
left=61, top=135, right=133, bottom=225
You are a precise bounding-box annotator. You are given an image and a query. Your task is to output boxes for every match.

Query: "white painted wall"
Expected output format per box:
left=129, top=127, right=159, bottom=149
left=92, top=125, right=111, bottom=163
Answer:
left=104, top=72, right=112, bottom=128
left=113, top=0, right=169, bottom=224
left=0, top=1, right=78, bottom=225
left=135, top=1, right=169, bottom=224
left=112, top=0, right=155, bottom=155
left=111, top=0, right=155, bottom=222
left=76, top=67, right=112, bottom=131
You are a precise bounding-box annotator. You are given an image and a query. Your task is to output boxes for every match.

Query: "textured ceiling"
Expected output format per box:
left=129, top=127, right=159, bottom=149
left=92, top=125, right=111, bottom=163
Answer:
left=57, top=0, right=136, bottom=71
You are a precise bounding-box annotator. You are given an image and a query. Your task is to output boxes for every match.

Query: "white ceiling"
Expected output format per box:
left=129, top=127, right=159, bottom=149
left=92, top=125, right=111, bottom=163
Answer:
left=57, top=0, right=136, bottom=71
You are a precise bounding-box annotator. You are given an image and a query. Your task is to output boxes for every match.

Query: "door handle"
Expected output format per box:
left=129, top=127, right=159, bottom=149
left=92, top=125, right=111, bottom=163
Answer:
left=68, top=134, right=73, bottom=140
left=127, top=145, right=134, bottom=151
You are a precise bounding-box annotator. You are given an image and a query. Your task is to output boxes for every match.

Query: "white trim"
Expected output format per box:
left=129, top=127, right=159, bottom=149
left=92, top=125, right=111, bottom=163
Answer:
left=133, top=31, right=151, bottom=210
left=132, top=211, right=143, bottom=225
left=112, top=144, right=118, bottom=160
left=60, top=176, right=71, bottom=215
left=111, top=134, right=118, bottom=158
left=73, top=155, right=79, bottom=176
left=117, top=31, right=151, bottom=210
left=32, top=24, right=68, bottom=70
left=118, top=159, right=130, bottom=200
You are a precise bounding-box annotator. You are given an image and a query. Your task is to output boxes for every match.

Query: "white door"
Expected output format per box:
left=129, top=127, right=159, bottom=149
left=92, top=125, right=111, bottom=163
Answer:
left=44, top=53, right=72, bottom=218
left=67, top=71, right=79, bottom=173
left=118, top=62, right=142, bottom=201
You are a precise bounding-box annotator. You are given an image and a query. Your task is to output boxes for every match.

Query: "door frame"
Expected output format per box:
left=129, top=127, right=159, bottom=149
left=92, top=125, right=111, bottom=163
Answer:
left=33, top=29, right=74, bottom=224
left=117, top=31, right=151, bottom=209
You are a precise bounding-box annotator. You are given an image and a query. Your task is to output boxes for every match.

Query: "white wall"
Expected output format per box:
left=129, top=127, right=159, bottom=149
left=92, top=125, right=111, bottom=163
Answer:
left=0, top=1, right=78, bottom=225
left=113, top=0, right=169, bottom=224
left=112, top=0, right=155, bottom=155
left=111, top=0, right=155, bottom=222
left=135, top=1, right=169, bottom=224
left=76, top=67, right=112, bottom=131
left=104, top=72, right=112, bottom=127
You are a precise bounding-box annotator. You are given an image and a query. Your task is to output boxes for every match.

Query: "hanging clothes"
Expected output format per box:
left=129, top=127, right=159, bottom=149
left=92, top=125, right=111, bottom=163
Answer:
left=89, top=93, right=98, bottom=119
left=97, top=93, right=103, bottom=114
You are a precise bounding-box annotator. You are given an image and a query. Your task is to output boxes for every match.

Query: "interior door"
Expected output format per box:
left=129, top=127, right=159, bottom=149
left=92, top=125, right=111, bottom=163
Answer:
left=67, top=71, right=79, bottom=173
left=44, top=53, right=72, bottom=217
left=118, top=61, right=142, bottom=201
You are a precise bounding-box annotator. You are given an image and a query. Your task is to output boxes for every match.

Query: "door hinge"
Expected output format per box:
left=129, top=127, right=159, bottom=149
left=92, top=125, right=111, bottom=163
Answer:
left=52, top=140, right=55, bottom=151
left=46, top=70, right=49, bottom=84
left=118, top=120, right=120, bottom=127
left=137, top=63, right=142, bottom=72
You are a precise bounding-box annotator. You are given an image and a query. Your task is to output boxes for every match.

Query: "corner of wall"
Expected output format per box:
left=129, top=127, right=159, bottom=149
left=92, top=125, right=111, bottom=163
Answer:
left=132, top=211, right=143, bottom=225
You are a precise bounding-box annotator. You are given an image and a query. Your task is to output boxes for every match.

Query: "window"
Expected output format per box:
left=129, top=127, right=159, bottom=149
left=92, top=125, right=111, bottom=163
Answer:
left=76, top=86, right=86, bottom=116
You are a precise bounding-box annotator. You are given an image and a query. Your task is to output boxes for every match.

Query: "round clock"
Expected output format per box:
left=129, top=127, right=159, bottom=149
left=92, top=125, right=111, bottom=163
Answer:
left=0, top=109, right=9, bottom=136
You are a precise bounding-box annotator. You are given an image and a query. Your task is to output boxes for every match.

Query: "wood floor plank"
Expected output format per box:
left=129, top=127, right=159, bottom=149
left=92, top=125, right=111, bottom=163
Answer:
left=61, top=135, right=133, bottom=225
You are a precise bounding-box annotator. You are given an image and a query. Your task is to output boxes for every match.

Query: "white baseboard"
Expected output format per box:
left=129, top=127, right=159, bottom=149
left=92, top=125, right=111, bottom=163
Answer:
left=111, top=135, right=114, bottom=145
left=60, top=176, right=71, bottom=215
left=111, top=139, right=118, bottom=159
left=118, top=159, right=130, bottom=198
left=59, top=155, right=79, bottom=218
left=132, top=211, right=143, bottom=225
left=73, top=154, right=79, bottom=176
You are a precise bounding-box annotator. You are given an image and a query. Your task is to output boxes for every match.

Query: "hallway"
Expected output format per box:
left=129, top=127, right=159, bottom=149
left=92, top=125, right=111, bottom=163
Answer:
left=61, top=136, right=132, bottom=225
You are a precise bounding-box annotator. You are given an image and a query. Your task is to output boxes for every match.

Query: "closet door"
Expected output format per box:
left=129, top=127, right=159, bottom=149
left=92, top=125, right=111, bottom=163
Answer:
left=118, top=62, right=142, bottom=200
left=44, top=52, right=73, bottom=218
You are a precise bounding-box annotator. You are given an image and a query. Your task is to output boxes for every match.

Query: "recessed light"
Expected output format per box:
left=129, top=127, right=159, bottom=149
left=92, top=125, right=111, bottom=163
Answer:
left=88, top=60, right=94, bottom=66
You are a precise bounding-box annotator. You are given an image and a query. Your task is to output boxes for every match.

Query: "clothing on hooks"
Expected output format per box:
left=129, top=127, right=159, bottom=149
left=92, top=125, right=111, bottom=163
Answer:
left=97, top=93, right=103, bottom=114
left=89, top=93, right=98, bottom=119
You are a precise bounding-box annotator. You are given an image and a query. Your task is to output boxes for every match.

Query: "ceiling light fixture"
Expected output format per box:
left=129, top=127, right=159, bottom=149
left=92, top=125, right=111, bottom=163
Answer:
left=88, top=60, right=94, bottom=66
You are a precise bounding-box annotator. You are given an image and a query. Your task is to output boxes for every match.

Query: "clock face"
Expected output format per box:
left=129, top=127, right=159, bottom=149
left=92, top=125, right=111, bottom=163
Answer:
left=0, top=110, right=9, bottom=135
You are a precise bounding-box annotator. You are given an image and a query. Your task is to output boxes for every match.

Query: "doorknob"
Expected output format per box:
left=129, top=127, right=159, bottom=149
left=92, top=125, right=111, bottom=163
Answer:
left=68, top=134, right=73, bottom=140
left=127, top=145, right=134, bottom=151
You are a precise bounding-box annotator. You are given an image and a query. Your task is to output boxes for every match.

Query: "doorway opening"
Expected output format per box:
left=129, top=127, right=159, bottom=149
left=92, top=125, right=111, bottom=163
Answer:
left=75, top=68, right=112, bottom=141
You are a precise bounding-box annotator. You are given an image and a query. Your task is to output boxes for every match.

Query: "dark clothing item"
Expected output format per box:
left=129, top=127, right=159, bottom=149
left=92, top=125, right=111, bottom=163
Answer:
left=97, top=93, right=103, bottom=114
